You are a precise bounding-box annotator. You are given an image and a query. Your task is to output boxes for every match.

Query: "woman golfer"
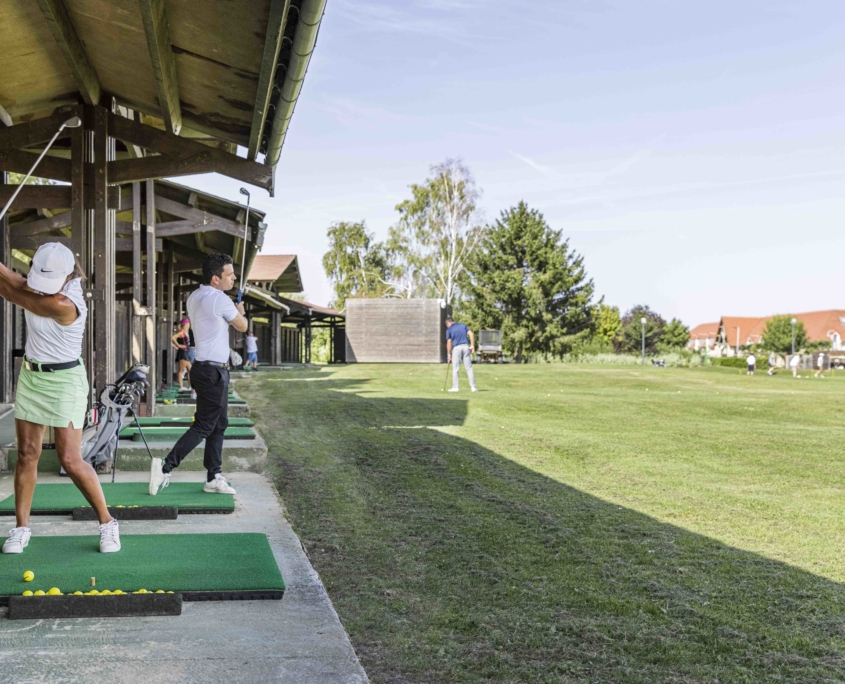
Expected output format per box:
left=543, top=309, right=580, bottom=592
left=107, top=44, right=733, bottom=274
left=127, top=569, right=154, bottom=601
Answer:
left=172, top=318, right=192, bottom=392
left=0, top=243, right=120, bottom=554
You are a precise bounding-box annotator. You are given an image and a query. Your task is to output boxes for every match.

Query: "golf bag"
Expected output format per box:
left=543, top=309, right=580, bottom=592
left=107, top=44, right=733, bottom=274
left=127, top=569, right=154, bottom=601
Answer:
left=78, top=363, right=154, bottom=481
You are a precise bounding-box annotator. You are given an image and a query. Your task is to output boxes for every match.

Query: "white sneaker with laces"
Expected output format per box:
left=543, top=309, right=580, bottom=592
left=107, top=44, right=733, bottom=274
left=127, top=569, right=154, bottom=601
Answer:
left=2, top=527, right=31, bottom=554
left=203, top=474, right=236, bottom=495
left=149, top=458, right=170, bottom=495
left=99, top=519, right=121, bottom=553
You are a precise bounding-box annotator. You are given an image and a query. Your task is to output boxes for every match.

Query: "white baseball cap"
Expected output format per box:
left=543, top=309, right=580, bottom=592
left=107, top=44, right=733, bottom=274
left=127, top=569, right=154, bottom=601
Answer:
left=27, top=242, right=76, bottom=295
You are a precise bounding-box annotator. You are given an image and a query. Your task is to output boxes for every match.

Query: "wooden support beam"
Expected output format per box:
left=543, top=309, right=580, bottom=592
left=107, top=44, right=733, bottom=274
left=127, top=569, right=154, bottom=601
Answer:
left=0, top=185, right=120, bottom=210
left=0, top=173, right=12, bottom=403
left=145, top=180, right=157, bottom=415
left=138, top=0, right=182, bottom=136
left=0, top=150, right=72, bottom=182
left=154, top=195, right=252, bottom=239
left=248, top=0, right=290, bottom=160
left=107, top=115, right=273, bottom=190
left=0, top=112, right=72, bottom=153
left=10, top=211, right=71, bottom=237
left=35, top=0, right=102, bottom=106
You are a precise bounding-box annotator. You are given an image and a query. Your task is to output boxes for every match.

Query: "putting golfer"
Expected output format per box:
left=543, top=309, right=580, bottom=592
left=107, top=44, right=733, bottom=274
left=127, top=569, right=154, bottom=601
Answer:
left=150, top=253, right=247, bottom=496
left=445, top=316, right=477, bottom=392
left=0, top=243, right=120, bottom=554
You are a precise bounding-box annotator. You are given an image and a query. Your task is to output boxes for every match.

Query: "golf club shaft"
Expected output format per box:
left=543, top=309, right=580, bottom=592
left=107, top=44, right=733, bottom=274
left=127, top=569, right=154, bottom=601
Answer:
left=237, top=194, right=251, bottom=304
left=0, top=125, right=66, bottom=222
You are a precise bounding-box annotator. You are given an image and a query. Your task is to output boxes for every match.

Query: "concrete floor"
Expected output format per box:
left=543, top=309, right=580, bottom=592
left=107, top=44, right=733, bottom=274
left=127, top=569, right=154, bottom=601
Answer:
left=0, top=470, right=369, bottom=684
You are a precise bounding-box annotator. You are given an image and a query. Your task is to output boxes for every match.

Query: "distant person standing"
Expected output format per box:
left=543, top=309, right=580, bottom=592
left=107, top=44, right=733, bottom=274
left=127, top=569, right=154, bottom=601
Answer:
left=445, top=316, right=477, bottom=393
left=746, top=353, right=756, bottom=376
left=815, top=352, right=825, bottom=378
left=767, top=352, right=777, bottom=376
left=790, top=353, right=801, bottom=378
left=245, top=331, right=259, bottom=370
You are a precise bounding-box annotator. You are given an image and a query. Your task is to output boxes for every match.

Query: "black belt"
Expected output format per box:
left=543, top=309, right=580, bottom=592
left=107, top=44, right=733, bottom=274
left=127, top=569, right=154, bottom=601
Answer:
left=194, top=360, right=230, bottom=370
left=24, top=358, right=81, bottom=373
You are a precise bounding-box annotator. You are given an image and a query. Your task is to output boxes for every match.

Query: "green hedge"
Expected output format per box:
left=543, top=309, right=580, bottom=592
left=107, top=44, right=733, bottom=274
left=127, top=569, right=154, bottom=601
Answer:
left=711, top=357, right=769, bottom=370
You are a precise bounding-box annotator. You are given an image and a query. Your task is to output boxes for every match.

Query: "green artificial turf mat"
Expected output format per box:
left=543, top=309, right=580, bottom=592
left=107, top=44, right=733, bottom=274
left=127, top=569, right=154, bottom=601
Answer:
left=132, top=417, right=253, bottom=427
left=0, top=533, right=284, bottom=598
left=119, top=426, right=255, bottom=441
left=0, top=483, right=234, bottom=514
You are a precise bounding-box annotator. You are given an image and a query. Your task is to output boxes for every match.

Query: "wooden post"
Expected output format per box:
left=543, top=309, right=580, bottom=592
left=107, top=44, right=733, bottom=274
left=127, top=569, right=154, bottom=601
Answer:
left=0, top=172, right=12, bottom=404
left=305, top=318, right=312, bottom=364
left=164, top=250, right=174, bottom=387
left=92, top=106, right=115, bottom=397
left=145, top=180, right=156, bottom=415
left=130, top=181, right=143, bottom=366
left=272, top=311, right=281, bottom=366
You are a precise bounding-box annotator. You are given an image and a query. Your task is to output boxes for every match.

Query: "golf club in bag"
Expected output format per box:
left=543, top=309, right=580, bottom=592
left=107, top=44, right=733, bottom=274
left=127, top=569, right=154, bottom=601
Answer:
left=64, top=364, right=156, bottom=482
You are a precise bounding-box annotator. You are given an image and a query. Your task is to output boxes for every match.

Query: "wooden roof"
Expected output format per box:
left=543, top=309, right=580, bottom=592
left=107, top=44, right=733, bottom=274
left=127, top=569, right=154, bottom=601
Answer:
left=0, top=0, right=325, bottom=190
left=247, top=254, right=303, bottom=293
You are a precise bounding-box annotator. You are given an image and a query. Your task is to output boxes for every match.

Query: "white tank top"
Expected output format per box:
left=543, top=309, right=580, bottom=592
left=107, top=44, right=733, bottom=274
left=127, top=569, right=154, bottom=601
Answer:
left=25, top=277, right=87, bottom=364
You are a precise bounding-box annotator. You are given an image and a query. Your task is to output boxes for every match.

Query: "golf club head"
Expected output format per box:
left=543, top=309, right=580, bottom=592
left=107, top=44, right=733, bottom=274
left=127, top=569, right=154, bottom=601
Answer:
left=239, top=188, right=250, bottom=198
left=63, top=116, right=82, bottom=129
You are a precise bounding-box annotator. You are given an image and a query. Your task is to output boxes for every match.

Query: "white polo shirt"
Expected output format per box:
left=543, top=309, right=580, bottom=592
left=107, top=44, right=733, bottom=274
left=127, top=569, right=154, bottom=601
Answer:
left=187, top=285, right=239, bottom=364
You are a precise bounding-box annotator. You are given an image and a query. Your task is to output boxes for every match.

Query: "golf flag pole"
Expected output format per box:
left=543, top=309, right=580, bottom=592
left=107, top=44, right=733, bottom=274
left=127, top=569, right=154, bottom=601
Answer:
left=237, top=188, right=251, bottom=304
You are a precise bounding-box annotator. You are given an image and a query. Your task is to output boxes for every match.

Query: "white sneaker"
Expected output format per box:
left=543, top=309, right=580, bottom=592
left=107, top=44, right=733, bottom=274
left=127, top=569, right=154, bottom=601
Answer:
left=191, top=390, right=197, bottom=400
left=149, top=458, right=170, bottom=495
left=448, top=388, right=459, bottom=393
left=2, top=527, right=31, bottom=554
left=471, top=387, right=478, bottom=392
left=203, top=474, right=236, bottom=494
left=99, top=519, right=120, bottom=553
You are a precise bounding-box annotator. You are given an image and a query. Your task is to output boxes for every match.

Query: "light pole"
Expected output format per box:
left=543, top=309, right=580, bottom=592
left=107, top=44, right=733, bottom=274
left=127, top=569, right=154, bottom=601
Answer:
left=0, top=116, right=83, bottom=222
left=791, top=318, right=797, bottom=356
left=640, top=317, right=646, bottom=365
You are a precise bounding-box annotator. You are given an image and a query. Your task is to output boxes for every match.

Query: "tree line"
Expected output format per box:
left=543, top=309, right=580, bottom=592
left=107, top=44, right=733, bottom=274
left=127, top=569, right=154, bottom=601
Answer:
left=323, top=160, right=691, bottom=362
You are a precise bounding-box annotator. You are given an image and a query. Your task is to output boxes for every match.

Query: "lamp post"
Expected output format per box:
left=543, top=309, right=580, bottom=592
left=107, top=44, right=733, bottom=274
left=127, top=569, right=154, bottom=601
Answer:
left=791, top=318, right=797, bottom=356
left=0, top=116, right=82, bottom=222
left=640, top=317, right=646, bottom=365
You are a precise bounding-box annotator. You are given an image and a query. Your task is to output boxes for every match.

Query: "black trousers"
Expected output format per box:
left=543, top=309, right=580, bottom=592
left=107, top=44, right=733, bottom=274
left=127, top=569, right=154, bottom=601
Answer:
left=163, top=364, right=229, bottom=478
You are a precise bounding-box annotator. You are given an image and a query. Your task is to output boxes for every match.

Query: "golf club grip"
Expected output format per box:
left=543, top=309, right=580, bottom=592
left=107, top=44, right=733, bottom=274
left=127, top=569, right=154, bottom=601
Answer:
left=237, top=289, right=243, bottom=304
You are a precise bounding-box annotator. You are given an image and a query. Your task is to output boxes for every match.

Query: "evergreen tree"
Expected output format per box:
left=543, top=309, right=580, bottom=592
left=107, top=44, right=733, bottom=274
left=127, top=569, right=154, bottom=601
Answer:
left=463, top=202, right=596, bottom=362
left=659, top=318, right=690, bottom=350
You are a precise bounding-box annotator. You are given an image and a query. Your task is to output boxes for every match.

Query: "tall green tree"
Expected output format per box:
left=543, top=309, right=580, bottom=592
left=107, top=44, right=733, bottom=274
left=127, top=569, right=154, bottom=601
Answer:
left=659, top=318, right=690, bottom=350
left=596, top=304, right=622, bottom=345
left=322, top=221, right=390, bottom=309
left=762, top=316, right=807, bottom=353
left=463, top=202, right=596, bottom=362
left=390, top=159, right=485, bottom=305
left=616, top=305, right=665, bottom=354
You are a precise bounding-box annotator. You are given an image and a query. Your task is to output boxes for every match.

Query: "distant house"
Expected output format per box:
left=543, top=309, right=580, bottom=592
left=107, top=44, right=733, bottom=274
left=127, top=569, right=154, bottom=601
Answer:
left=688, top=322, right=719, bottom=351
left=689, top=310, right=845, bottom=356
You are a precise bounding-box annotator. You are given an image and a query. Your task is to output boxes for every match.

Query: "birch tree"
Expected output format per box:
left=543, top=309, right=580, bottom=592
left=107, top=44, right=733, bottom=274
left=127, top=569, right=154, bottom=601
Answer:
left=390, top=159, right=485, bottom=305
left=322, top=221, right=390, bottom=309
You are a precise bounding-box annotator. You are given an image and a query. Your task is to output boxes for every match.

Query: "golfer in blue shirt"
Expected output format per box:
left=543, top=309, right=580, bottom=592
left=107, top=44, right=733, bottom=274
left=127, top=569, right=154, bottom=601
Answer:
left=445, top=317, right=477, bottom=392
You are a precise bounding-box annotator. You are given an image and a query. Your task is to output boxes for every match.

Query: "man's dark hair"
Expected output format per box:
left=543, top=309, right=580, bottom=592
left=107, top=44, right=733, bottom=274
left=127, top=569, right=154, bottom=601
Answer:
left=202, top=253, right=233, bottom=285
left=445, top=317, right=454, bottom=323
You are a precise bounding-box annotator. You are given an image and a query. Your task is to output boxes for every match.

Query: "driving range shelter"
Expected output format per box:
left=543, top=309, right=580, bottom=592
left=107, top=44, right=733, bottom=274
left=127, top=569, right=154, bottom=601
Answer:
left=0, top=0, right=327, bottom=410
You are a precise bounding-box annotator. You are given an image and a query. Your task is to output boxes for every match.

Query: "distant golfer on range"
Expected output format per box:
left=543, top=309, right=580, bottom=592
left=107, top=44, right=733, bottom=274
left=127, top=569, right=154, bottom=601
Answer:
left=446, top=316, right=477, bottom=392
left=150, top=254, right=247, bottom=495
left=0, top=243, right=120, bottom=554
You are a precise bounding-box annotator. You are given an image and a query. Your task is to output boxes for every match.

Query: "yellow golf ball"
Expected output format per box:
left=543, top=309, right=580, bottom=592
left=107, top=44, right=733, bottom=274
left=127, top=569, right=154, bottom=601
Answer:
left=22, top=571, right=34, bottom=582
left=155, top=590, right=164, bottom=594
left=100, top=590, right=112, bottom=595
left=73, top=591, right=83, bottom=595
left=47, top=587, right=62, bottom=596
left=22, top=590, right=33, bottom=597
left=87, top=590, right=100, bottom=596
left=33, top=590, right=45, bottom=596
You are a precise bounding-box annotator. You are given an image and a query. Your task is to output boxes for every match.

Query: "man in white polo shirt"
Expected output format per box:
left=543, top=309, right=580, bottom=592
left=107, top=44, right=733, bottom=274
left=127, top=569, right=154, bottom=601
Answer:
left=149, top=253, right=248, bottom=495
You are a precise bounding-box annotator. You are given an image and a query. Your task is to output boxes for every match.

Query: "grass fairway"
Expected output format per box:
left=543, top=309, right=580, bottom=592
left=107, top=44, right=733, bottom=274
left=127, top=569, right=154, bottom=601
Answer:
left=239, top=363, right=845, bottom=683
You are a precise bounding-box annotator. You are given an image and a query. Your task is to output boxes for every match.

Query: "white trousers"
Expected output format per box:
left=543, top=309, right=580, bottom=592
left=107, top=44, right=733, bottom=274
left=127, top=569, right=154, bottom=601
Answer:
left=452, top=344, right=476, bottom=389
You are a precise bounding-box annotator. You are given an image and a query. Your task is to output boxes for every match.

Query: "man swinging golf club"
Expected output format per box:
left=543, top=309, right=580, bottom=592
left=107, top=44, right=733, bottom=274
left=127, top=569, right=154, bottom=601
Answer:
left=0, top=243, right=120, bottom=554
left=149, top=253, right=247, bottom=495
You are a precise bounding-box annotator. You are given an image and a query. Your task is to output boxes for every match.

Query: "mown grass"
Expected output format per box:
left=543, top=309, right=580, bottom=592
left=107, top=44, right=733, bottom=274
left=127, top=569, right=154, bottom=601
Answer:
left=238, top=363, right=845, bottom=683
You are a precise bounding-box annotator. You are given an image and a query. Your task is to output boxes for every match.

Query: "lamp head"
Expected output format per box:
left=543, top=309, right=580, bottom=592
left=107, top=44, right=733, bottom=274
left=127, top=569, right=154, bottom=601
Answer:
left=640, top=317, right=647, bottom=325
left=791, top=318, right=797, bottom=325
left=63, top=116, right=82, bottom=129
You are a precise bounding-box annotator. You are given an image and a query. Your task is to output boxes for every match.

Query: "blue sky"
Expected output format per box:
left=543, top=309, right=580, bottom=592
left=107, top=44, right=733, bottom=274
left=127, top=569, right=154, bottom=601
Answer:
left=187, top=0, right=845, bottom=327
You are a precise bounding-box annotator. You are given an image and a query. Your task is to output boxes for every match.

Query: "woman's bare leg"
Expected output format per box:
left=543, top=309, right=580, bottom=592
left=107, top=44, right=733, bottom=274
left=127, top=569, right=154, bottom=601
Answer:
left=14, top=420, right=45, bottom=528
left=178, top=360, right=188, bottom=389
left=54, top=425, right=113, bottom=525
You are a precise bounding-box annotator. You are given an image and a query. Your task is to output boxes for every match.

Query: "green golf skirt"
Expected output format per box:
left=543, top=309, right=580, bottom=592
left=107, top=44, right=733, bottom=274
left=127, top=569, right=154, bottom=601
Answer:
left=15, top=361, right=88, bottom=429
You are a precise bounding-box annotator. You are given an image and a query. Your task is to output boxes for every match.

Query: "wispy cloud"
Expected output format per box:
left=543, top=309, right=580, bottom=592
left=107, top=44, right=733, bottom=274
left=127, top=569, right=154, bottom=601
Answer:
left=511, top=152, right=557, bottom=175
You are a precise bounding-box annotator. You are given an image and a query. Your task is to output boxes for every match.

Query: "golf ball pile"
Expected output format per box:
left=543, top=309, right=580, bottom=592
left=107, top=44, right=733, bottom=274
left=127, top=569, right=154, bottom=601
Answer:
left=21, top=587, right=176, bottom=596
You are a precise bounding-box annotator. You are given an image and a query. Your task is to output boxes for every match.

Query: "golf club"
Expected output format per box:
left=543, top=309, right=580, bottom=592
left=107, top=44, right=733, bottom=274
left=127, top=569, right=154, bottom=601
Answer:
left=237, top=187, right=251, bottom=304
left=442, top=360, right=451, bottom=391
left=0, top=116, right=82, bottom=222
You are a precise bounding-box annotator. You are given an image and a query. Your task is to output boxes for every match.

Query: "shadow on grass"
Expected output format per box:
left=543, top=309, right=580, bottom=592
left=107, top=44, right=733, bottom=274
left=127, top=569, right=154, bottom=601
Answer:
left=242, top=367, right=845, bottom=684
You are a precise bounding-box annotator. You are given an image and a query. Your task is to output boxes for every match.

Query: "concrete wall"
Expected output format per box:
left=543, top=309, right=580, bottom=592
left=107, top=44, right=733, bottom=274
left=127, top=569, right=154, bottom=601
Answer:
left=345, top=299, right=448, bottom=363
